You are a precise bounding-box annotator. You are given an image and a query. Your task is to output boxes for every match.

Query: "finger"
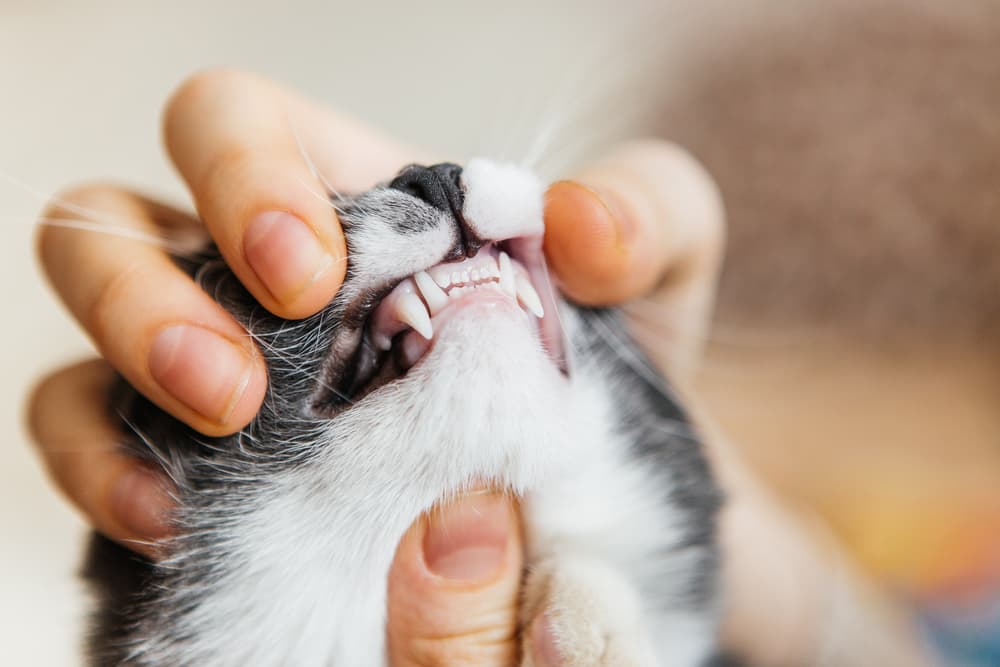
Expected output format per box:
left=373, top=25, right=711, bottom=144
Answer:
left=37, top=184, right=267, bottom=436
left=387, top=492, right=523, bottom=667
left=27, top=359, right=172, bottom=558
left=164, top=68, right=417, bottom=319
left=543, top=140, right=725, bottom=378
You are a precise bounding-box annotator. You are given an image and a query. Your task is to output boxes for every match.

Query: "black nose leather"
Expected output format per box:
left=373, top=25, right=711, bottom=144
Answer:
left=389, top=162, right=483, bottom=257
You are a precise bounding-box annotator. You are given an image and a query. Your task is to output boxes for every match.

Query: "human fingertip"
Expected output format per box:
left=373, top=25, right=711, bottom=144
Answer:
left=543, top=180, right=633, bottom=305
left=243, top=210, right=341, bottom=315
left=111, top=465, right=173, bottom=543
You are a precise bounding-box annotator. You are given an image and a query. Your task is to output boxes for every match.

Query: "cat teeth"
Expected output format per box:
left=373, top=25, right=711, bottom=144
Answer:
left=395, top=289, right=433, bottom=340
left=370, top=245, right=546, bottom=356
left=515, top=273, right=544, bottom=318
left=498, top=251, right=515, bottom=297
left=431, top=267, right=452, bottom=289
left=414, top=271, right=449, bottom=315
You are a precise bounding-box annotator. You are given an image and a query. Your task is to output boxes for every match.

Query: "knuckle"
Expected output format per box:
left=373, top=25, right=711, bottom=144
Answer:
left=199, top=143, right=258, bottom=201
left=35, top=182, right=129, bottom=282
left=671, top=147, right=727, bottom=252
left=165, top=66, right=251, bottom=120
left=394, top=623, right=514, bottom=667
left=403, top=637, right=476, bottom=667
left=24, top=358, right=111, bottom=448
left=36, top=182, right=116, bottom=255
left=86, top=259, right=148, bottom=344
left=622, top=139, right=726, bottom=264
left=24, top=366, right=65, bottom=449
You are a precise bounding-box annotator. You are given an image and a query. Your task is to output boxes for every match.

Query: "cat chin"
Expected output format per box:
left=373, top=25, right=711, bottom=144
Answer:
left=379, top=306, right=562, bottom=417
left=322, top=305, right=577, bottom=490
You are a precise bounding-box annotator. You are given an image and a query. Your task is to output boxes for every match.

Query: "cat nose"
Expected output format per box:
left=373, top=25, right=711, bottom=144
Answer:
left=389, top=163, right=484, bottom=257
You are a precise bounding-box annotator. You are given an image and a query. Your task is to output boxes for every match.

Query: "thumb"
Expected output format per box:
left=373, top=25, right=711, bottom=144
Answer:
left=387, top=491, right=524, bottom=667
left=543, top=140, right=725, bottom=380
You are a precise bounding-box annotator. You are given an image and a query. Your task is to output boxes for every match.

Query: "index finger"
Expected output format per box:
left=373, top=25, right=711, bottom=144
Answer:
left=163, top=68, right=418, bottom=319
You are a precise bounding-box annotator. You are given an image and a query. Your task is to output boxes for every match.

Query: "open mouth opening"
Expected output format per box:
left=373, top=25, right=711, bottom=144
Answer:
left=310, top=236, right=567, bottom=416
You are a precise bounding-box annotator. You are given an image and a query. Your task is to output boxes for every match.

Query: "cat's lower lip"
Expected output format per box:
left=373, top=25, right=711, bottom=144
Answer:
left=396, top=289, right=529, bottom=367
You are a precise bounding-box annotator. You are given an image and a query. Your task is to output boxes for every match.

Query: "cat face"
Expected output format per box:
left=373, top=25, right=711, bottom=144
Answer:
left=311, top=158, right=567, bottom=415
left=180, top=159, right=573, bottom=466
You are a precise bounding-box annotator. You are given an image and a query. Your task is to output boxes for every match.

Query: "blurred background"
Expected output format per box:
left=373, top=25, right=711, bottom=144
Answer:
left=2, top=0, right=998, bottom=664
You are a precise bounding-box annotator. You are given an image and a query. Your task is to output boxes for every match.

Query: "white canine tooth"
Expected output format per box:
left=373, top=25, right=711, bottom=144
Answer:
left=414, top=270, right=449, bottom=315
left=461, top=269, right=471, bottom=284
left=471, top=269, right=481, bottom=283
left=498, top=251, right=515, bottom=297
left=515, top=274, right=545, bottom=318
left=451, top=270, right=462, bottom=286
left=395, top=290, right=434, bottom=340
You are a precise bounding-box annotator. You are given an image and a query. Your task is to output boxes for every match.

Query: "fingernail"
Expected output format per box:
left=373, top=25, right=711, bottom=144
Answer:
left=111, top=467, right=172, bottom=540
left=423, top=493, right=511, bottom=582
left=149, top=324, right=254, bottom=424
left=531, top=614, right=565, bottom=667
left=244, top=211, right=333, bottom=305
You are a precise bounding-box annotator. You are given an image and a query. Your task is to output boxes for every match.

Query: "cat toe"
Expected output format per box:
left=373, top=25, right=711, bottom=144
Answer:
left=519, top=555, right=657, bottom=667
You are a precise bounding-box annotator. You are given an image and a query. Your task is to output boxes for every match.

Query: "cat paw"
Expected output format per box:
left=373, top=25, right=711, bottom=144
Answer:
left=519, top=555, right=657, bottom=667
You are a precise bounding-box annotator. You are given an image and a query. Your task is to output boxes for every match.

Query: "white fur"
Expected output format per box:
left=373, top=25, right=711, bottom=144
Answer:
left=462, top=158, right=545, bottom=240
left=347, top=209, right=456, bottom=286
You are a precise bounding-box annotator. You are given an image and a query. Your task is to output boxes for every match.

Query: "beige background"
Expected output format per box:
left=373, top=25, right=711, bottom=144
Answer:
left=0, top=1, right=699, bottom=663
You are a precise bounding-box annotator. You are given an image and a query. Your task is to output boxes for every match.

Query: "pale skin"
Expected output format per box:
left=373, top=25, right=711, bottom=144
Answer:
left=29, top=69, right=929, bottom=666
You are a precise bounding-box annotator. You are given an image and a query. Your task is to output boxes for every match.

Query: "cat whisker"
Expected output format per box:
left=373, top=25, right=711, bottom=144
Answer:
left=118, top=415, right=188, bottom=490
left=36, top=218, right=202, bottom=255
left=286, top=112, right=345, bottom=202
left=588, top=308, right=671, bottom=397
left=243, top=310, right=354, bottom=406
left=520, top=20, right=671, bottom=176
left=294, top=173, right=348, bottom=216
left=2, top=171, right=211, bottom=256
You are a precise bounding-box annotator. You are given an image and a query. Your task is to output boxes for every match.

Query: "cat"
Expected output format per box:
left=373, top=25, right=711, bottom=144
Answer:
left=82, top=158, right=723, bottom=666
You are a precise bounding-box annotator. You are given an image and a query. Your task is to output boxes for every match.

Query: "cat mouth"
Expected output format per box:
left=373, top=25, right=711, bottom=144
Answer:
left=311, top=237, right=566, bottom=415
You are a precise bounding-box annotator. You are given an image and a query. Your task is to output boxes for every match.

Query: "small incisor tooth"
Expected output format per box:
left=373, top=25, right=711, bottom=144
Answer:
left=414, top=270, right=449, bottom=315
left=395, top=290, right=434, bottom=339
left=431, top=267, right=452, bottom=289
left=515, top=274, right=545, bottom=318
left=498, top=251, right=515, bottom=296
